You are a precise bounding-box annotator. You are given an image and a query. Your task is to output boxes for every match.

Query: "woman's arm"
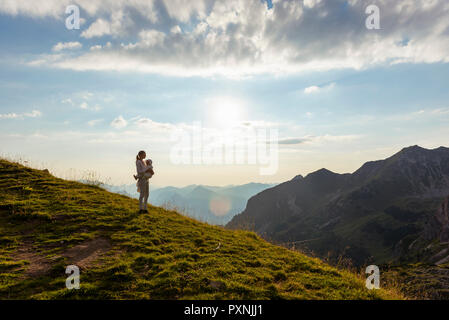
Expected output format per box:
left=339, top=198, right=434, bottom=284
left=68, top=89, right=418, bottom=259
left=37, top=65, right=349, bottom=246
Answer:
left=136, top=160, right=148, bottom=175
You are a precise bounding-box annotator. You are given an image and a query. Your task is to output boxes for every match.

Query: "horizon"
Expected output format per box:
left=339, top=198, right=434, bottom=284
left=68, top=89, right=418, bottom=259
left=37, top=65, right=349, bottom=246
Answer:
left=1, top=1, right=449, bottom=187
left=3, top=143, right=446, bottom=188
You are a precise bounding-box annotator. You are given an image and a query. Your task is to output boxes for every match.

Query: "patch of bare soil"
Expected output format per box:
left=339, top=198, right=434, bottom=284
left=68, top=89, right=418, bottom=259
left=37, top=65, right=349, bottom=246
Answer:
left=13, top=238, right=112, bottom=277
left=62, top=238, right=112, bottom=269
left=13, top=246, right=53, bottom=277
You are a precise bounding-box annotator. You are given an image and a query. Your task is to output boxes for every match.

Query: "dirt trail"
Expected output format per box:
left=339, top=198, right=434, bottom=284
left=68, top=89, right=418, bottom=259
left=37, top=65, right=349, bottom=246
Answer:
left=14, top=247, right=53, bottom=277
left=13, top=238, right=112, bottom=276
left=62, top=238, right=112, bottom=269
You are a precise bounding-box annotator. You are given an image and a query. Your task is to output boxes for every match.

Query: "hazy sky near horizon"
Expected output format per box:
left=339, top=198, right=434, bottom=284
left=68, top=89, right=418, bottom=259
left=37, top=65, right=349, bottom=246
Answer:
left=1, top=0, right=449, bottom=187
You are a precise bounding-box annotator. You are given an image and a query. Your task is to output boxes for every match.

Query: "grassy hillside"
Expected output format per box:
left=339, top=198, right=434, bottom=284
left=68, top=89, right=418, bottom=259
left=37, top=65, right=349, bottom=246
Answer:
left=382, top=263, right=449, bottom=299
left=0, top=159, right=400, bottom=299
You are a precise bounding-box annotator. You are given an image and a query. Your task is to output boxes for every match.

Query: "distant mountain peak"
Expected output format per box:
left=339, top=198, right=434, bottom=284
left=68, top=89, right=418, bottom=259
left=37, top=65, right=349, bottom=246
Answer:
left=191, top=185, right=215, bottom=194
left=399, top=145, right=426, bottom=153
left=394, top=145, right=449, bottom=161
left=397, top=145, right=449, bottom=155
left=306, top=168, right=338, bottom=179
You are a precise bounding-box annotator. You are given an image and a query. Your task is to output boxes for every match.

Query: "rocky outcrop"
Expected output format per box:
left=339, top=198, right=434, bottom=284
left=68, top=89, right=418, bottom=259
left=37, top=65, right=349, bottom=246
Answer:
left=424, top=196, right=449, bottom=242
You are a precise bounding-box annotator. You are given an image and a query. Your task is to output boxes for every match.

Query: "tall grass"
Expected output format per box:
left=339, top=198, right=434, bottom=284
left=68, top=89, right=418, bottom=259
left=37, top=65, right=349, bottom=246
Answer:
left=0, top=154, right=111, bottom=187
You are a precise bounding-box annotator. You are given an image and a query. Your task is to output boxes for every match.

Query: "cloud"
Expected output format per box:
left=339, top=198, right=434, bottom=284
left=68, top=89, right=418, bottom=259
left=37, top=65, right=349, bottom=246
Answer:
left=61, top=92, right=101, bottom=111
left=386, top=107, right=449, bottom=122
left=134, top=117, right=176, bottom=132
left=61, top=98, right=74, bottom=105
left=304, top=82, right=335, bottom=94
left=430, top=108, right=449, bottom=115
left=303, top=0, right=322, bottom=9
left=110, top=116, right=128, bottom=129
left=0, top=110, right=42, bottom=119
left=52, top=41, right=82, bottom=52
left=82, top=92, right=94, bottom=100
left=0, top=0, right=69, bottom=18
left=15, top=0, right=449, bottom=76
left=25, top=110, right=42, bottom=117
left=278, top=134, right=360, bottom=146
left=278, top=138, right=310, bottom=145
left=304, top=86, right=320, bottom=94
left=81, top=18, right=113, bottom=38
left=80, top=9, right=136, bottom=39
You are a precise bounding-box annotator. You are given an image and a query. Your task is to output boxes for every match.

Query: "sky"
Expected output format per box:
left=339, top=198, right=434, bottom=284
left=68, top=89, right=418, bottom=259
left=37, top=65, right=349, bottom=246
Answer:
left=1, top=0, right=449, bottom=187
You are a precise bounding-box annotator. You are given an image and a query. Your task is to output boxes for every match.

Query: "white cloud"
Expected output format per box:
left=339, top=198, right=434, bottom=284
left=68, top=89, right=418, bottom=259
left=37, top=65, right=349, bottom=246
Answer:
left=110, top=116, right=128, bottom=129
left=304, top=82, right=335, bottom=94
left=25, top=110, right=42, bottom=117
left=304, top=86, right=320, bottom=94
left=82, top=92, right=94, bottom=100
left=303, top=0, right=322, bottom=9
left=79, top=101, right=101, bottom=111
left=278, top=134, right=361, bottom=146
left=386, top=107, right=449, bottom=122
left=170, top=25, right=182, bottom=34
left=90, top=45, right=103, bottom=51
left=6, top=0, right=449, bottom=76
left=0, top=110, right=42, bottom=119
left=61, top=98, right=74, bottom=105
left=81, top=18, right=113, bottom=38
left=134, top=117, right=175, bottom=131
left=430, top=108, right=449, bottom=115
left=52, top=41, right=82, bottom=52
left=0, top=0, right=69, bottom=18
left=61, top=92, right=103, bottom=111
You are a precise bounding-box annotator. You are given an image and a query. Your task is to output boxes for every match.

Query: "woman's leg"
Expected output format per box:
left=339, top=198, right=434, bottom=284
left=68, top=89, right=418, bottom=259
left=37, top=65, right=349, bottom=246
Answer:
left=138, top=179, right=145, bottom=210
left=143, top=180, right=149, bottom=210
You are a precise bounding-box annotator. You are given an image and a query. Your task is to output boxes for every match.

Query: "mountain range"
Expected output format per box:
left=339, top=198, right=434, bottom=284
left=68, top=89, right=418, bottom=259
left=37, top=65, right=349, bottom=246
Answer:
left=227, top=146, right=449, bottom=266
left=145, top=183, right=276, bottom=225
left=103, top=183, right=276, bottom=225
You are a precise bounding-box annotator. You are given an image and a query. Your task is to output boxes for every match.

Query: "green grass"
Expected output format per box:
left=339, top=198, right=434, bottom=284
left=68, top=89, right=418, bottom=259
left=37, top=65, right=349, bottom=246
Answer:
left=0, top=159, right=401, bottom=300
left=382, top=263, right=449, bottom=299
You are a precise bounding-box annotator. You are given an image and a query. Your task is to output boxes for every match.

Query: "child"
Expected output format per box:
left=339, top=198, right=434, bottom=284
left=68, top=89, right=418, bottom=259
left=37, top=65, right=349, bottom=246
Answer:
left=134, top=159, right=154, bottom=182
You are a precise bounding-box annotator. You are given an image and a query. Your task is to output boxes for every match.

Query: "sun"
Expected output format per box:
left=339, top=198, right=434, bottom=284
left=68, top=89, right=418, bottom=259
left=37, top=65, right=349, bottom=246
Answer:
left=207, top=97, right=247, bottom=129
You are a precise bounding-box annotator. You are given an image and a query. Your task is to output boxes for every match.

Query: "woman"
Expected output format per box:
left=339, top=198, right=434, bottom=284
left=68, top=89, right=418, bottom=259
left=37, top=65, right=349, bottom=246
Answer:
left=135, top=150, right=152, bottom=213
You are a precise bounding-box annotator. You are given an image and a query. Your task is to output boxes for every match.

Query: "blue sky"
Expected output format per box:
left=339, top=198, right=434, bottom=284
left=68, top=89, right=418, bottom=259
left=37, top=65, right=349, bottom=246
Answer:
left=1, top=0, right=449, bottom=187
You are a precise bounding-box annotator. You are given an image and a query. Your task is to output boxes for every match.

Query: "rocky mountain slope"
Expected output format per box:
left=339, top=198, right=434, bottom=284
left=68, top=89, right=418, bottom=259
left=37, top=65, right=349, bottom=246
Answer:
left=227, top=146, right=449, bottom=266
